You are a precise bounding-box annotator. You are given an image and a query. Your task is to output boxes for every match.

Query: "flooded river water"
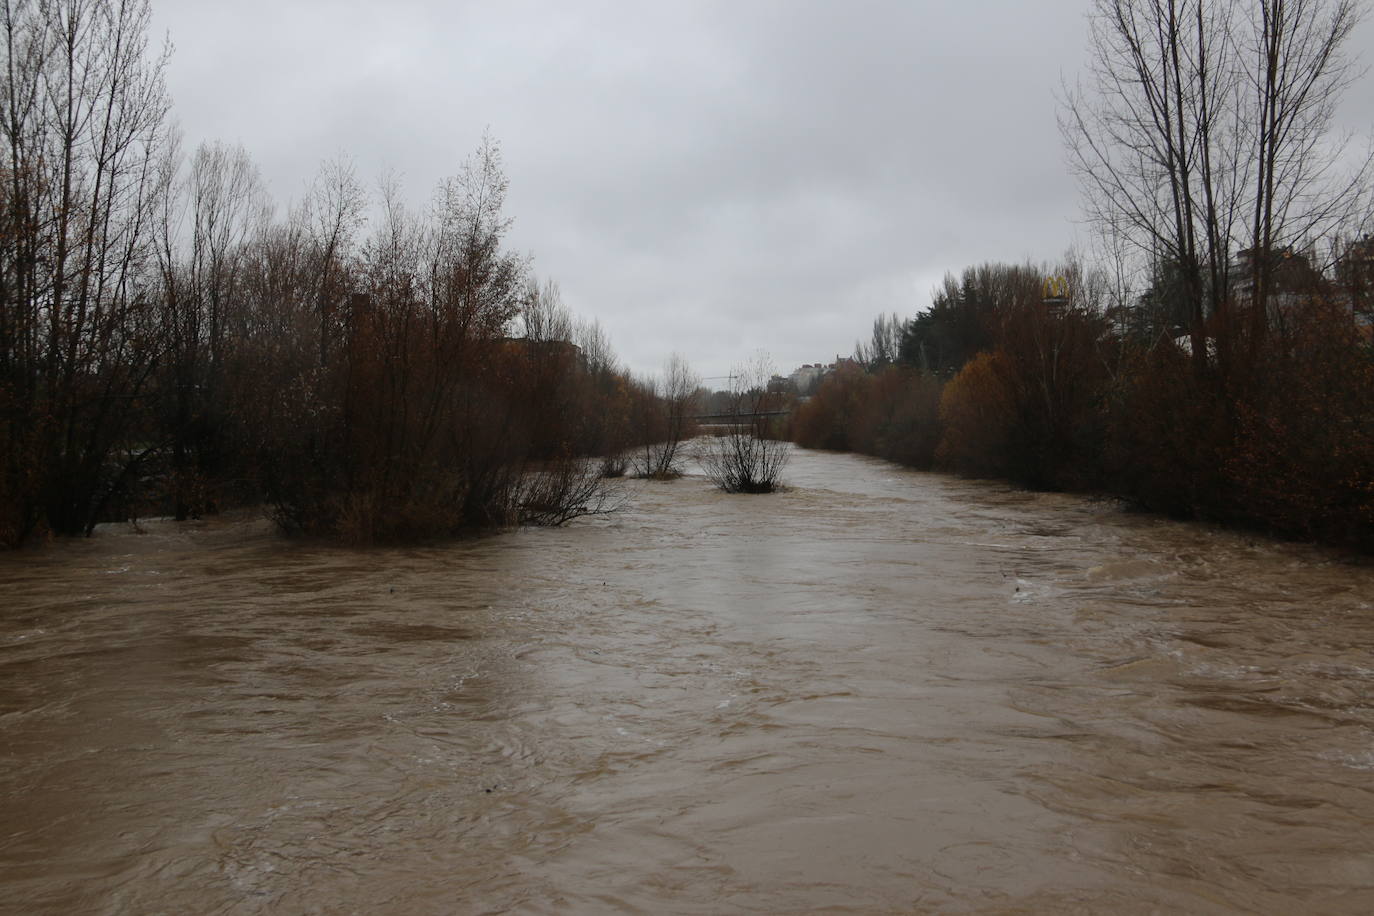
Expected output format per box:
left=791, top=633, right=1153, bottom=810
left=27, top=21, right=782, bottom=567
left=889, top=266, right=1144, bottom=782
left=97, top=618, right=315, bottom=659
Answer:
left=3, top=446, right=1374, bottom=914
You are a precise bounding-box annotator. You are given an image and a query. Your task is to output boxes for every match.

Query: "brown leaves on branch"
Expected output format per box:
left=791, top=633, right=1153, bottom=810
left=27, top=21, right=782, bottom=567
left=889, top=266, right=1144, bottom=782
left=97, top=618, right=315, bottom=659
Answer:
left=0, top=2, right=663, bottom=546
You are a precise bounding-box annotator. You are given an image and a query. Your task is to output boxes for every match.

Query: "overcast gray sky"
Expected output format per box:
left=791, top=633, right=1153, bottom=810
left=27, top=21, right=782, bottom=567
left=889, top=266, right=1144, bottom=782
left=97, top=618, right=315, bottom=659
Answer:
left=149, top=0, right=1374, bottom=382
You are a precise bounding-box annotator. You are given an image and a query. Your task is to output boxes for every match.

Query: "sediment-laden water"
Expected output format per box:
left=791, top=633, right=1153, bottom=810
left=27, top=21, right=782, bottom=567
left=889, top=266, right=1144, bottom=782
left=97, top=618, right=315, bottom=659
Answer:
left=3, top=446, right=1373, bottom=913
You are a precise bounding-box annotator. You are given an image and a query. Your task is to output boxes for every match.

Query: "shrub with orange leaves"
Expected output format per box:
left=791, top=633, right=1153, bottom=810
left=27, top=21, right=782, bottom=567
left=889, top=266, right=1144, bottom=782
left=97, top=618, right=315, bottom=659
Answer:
left=935, top=352, right=1016, bottom=478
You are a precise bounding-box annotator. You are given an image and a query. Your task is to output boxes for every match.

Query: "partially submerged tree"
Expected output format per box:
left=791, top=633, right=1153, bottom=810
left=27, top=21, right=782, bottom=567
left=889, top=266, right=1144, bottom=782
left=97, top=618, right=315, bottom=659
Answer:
left=154, top=140, right=271, bottom=520
left=633, top=352, right=698, bottom=479
left=0, top=0, right=668, bottom=546
left=701, top=354, right=790, bottom=493
left=1, top=0, right=174, bottom=540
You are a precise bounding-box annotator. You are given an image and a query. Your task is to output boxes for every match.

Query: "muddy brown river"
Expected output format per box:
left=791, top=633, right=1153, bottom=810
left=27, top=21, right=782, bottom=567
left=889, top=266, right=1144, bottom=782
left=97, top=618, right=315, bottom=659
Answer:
left=3, top=446, right=1374, bottom=914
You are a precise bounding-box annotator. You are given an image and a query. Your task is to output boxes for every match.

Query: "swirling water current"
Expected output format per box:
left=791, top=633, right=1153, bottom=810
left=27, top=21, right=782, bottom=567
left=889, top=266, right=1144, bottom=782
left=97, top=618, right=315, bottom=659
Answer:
left=3, top=446, right=1374, bottom=913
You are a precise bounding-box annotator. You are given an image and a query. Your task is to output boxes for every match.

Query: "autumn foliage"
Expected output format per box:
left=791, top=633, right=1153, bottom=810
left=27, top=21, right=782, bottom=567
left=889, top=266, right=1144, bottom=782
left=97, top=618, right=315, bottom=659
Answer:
left=793, top=365, right=944, bottom=469
left=0, top=1, right=662, bottom=546
left=795, top=260, right=1374, bottom=552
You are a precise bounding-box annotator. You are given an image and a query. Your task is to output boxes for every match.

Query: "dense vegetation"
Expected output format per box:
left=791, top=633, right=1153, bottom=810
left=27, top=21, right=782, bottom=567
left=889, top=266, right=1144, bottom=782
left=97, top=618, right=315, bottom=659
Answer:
left=5, top=0, right=1371, bottom=550
left=794, top=257, right=1374, bottom=551
left=795, top=0, right=1374, bottom=552
left=0, top=0, right=673, bottom=546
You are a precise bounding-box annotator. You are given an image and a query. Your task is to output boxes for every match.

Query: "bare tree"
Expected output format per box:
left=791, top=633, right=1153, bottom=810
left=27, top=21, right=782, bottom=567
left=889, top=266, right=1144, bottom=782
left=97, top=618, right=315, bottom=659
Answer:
left=633, top=352, right=698, bottom=479
left=515, top=455, right=621, bottom=526
left=1064, top=0, right=1245, bottom=370
left=306, top=155, right=365, bottom=367
left=152, top=140, right=269, bottom=518
left=517, top=276, right=579, bottom=459
left=573, top=318, right=638, bottom=476
left=432, top=132, right=527, bottom=336
left=575, top=317, right=616, bottom=376
left=1063, top=0, right=1370, bottom=367
left=854, top=313, right=905, bottom=371
left=519, top=276, right=573, bottom=344
left=1244, top=0, right=1369, bottom=340
left=1, top=0, right=173, bottom=538
left=700, top=353, right=791, bottom=493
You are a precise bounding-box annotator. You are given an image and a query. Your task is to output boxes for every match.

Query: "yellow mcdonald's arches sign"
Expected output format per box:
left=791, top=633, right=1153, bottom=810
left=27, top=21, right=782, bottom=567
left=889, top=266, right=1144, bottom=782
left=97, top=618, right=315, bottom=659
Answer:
left=1042, top=275, right=1069, bottom=301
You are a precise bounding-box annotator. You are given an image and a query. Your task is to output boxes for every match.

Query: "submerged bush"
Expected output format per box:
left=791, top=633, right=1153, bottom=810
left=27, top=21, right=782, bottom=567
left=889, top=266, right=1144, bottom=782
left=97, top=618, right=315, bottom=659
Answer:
left=703, top=357, right=790, bottom=493
left=701, top=429, right=791, bottom=493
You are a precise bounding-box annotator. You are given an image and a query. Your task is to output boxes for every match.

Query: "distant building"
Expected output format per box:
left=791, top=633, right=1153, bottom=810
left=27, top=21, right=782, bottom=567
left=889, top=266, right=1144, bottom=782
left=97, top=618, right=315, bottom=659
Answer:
left=785, top=356, right=867, bottom=396
left=1231, top=245, right=1324, bottom=330
left=787, top=364, right=826, bottom=395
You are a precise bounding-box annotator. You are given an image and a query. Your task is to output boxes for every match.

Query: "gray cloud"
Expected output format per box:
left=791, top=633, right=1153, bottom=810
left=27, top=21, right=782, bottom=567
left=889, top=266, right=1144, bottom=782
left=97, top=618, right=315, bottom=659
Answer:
left=152, top=0, right=1374, bottom=380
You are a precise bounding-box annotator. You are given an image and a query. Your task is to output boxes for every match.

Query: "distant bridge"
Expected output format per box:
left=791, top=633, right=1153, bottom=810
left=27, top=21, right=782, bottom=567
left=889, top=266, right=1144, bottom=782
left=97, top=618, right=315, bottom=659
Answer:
left=692, top=410, right=790, bottom=423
